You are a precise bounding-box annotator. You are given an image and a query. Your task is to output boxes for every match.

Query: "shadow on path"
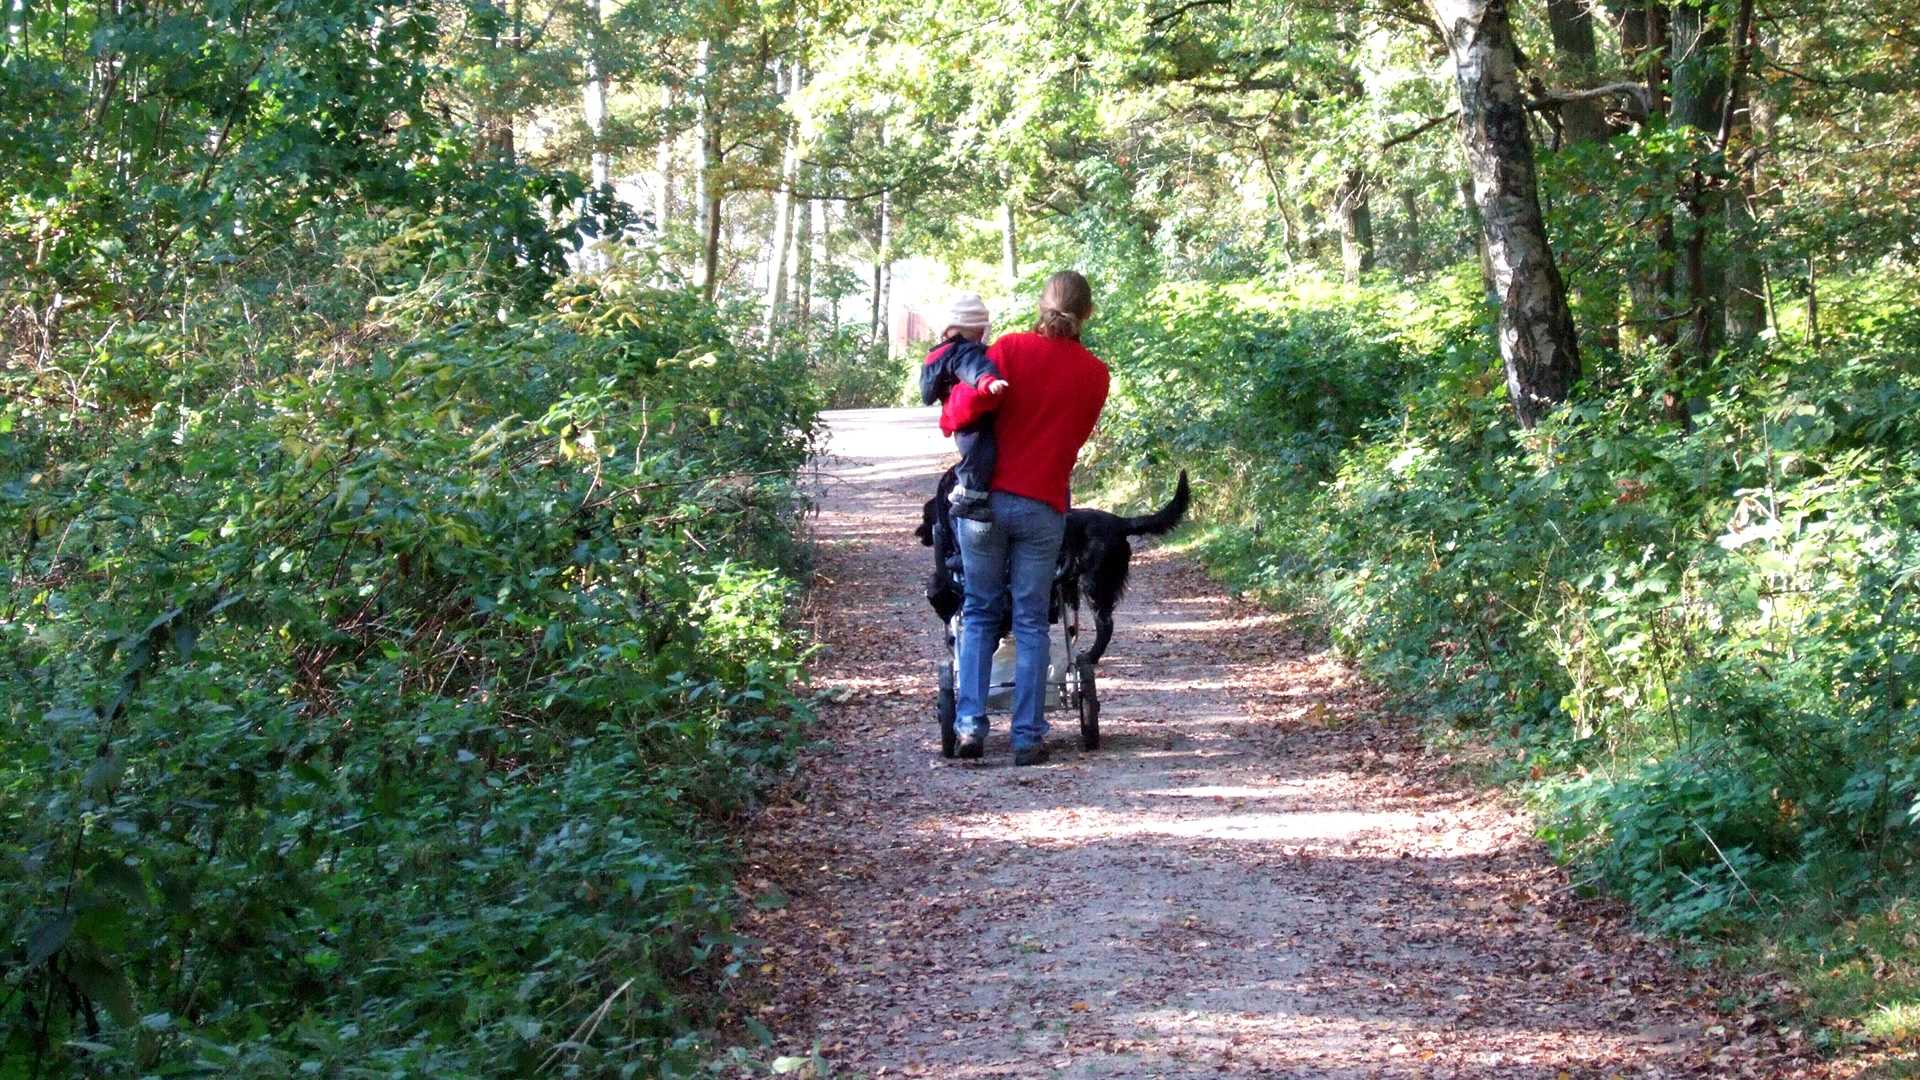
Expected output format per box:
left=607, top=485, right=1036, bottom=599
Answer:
left=725, top=408, right=1781, bottom=1079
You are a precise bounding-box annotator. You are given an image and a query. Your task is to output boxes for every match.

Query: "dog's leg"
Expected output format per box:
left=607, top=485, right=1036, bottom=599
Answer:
left=1080, top=606, right=1116, bottom=665
left=1078, top=568, right=1117, bottom=664
left=1078, top=541, right=1129, bottom=665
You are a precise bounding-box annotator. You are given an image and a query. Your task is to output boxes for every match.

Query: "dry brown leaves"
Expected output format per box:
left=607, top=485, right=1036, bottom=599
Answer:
left=708, top=409, right=1839, bottom=1080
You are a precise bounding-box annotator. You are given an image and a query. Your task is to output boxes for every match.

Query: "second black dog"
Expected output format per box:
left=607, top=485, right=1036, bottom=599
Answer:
left=914, top=468, right=1191, bottom=664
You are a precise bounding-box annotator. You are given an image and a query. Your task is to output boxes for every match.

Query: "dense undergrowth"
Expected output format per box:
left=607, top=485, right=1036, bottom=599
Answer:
left=1083, top=262, right=1920, bottom=1039
left=1, top=234, right=819, bottom=1076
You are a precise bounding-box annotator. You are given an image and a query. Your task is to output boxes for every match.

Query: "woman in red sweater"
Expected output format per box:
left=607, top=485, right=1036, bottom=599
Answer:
left=950, top=271, right=1111, bottom=765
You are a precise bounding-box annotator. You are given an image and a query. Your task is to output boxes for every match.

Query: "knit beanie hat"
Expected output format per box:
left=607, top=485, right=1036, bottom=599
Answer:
left=940, top=292, right=992, bottom=337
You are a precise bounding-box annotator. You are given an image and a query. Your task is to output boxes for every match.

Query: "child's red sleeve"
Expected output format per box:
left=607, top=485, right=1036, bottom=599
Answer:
left=939, top=382, right=1000, bottom=437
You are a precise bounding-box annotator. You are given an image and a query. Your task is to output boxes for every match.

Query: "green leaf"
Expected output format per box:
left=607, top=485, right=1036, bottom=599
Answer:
left=25, top=914, right=75, bottom=966
left=68, top=956, right=139, bottom=1026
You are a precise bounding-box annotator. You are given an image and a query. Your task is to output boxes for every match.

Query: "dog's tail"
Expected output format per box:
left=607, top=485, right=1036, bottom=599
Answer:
left=1121, top=470, right=1190, bottom=537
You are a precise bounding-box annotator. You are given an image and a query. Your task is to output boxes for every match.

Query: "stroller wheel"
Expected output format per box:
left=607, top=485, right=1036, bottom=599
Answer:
left=938, top=661, right=957, bottom=758
left=1077, top=660, right=1100, bottom=751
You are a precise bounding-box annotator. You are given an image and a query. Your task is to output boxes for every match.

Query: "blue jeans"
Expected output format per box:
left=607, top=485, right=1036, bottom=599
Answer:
left=954, top=491, right=1065, bottom=750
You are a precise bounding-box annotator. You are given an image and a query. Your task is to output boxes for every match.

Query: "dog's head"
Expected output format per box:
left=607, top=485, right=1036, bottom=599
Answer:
left=914, top=497, right=938, bottom=547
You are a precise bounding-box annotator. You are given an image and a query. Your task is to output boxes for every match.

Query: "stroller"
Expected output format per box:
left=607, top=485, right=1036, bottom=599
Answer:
left=935, top=562, right=1100, bottom=758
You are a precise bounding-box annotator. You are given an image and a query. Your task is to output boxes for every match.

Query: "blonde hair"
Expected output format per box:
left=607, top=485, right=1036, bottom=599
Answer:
left=1034, top=271, right=1094, bottom=340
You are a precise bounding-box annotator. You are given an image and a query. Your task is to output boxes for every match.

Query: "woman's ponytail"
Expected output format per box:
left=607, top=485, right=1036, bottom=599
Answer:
left=1034, top=271, right=1094, bottom=340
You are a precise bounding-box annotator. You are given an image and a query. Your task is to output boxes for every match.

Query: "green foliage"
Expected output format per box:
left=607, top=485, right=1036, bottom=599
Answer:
left=799, top=325, right=915, bottom=410
left=1, top=247, right=819, bottom=1075
left=1087, top=262, right=1920, bottom=942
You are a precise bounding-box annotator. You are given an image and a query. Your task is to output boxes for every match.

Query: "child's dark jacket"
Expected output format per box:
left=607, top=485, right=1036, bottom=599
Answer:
left=920, top=338, right=1001, bottom=437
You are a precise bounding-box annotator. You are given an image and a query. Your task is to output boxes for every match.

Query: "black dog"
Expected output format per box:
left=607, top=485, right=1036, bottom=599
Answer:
left=913, top=468, right=1191, bottom=664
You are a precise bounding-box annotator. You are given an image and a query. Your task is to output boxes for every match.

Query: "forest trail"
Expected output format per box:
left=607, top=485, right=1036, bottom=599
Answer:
left=730, top=407, right=1767, bottom=1079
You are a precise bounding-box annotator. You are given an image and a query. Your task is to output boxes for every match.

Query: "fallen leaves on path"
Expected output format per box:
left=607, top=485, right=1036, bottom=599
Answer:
left=713, top=408, right=1833, bottom=1079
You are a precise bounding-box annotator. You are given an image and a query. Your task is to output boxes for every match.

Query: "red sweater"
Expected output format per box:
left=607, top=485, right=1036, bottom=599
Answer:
left=981, top=331, right=1111, bottom=512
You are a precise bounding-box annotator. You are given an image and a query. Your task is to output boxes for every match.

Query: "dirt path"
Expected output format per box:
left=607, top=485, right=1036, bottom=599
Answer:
left=727, top=407, right=1789, bottom=1079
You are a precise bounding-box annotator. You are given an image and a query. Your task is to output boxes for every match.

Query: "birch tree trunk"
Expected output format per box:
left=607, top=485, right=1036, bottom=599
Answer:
left=582, top=0, right=609, bottom=190
left=999, top=202, right=1019, bottom=290
left=874, top=188, right=892, bottom=345
left=763, top=59, right=797, bottom=331
left=579, top=0, right=610, bottom=272
left=794, top=165, right=814, bottom=326
left=653, top=85, right=674, bottom=238
left=820, top=198, right=835, bottom=332
left=1432, top=0, right=1582, bottom=427
left=694, top=39, right=724, bottom=301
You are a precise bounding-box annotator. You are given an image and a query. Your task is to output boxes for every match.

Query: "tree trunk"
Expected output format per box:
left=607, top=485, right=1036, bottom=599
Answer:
left=1432, top=0, right=1582, bottom=427
left=1333, top=168, right=1374, bottom=282
left=1616, top=1, right=1661, bottom=351
left=582, top=0, right=609, bottom=190
left=877, top=190, right=893, bottom=345
left=764, top=59, right=797, bottom=331
left=1615, top=1, right=1648, bottom=70
left=821, top=198, right=835, bottom=332
left=1458, top=178, right=1496, bottom=301
left=1723, top=183, right=1765, bottom=343
left=1669, top=1, right=1725, bottom=365
left=694, top=39, right=723, bottom=301
left=1719, top=0, right=1766, bottom=344
left=653, top=85, right=674, bottom=238
left=1805, top=259, right=1819, bottom=347
left=1668, top=2, right=1725, bottom=133
left=1275, top=200, right=1299, bottom=266
left=579, top=0, right=610, bottom=272
left=872, top=187, right=891, bottom=342
left=1545, top=2, right=1618, bottom=349
left=1641, top=3, right=1684, bottom=381
left=794, top=166, right=813, bottom=326
left=999, top=202, right=1020, bottom=290
left=1546, top=0, right=1611, bottom=144
left=1399, top=188, right=1422, bottom=274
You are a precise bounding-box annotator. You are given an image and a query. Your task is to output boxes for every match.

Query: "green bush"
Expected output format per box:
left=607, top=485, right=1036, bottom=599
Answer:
left=1085, top=264, right=1920, bottom=936
left=802, top=324, right=917, bottom=409
left=1, top=247, right=819, bottom=1076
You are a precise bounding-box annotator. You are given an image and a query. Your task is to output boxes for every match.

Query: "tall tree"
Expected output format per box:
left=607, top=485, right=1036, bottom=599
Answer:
left=694, top=38, right=724, bottom=300
left=1333, top=167, right=1375, bottom=282
left=1546, top=0, right=1612, bottom=145
left=765, top=58, right=800, bottom=330
left=1431, top=0, right=1582, bottom=426
left=1718, top=0, right=1766, bottom=343
left=1000, top=202, right=1020, bottom=290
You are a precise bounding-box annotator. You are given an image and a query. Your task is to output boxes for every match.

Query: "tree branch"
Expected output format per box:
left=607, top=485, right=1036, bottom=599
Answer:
left=1188, top=78, right=1300, bottom=94
left=1527, top=81, right=1651, bottom=119
left=1148, top=0, right=1232, bottom=28
left=1380, top=110, right=1457, bottom=149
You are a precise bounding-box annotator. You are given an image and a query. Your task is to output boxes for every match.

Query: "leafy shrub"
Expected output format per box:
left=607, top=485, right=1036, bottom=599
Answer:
left=1, top=246, right=818, bottom=1076
left=1086, top=262, right=1920, bottom=936
left=802, top=324, right=918, bottom=409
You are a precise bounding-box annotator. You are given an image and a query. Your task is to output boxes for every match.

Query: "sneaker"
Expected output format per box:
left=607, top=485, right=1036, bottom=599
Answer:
left=956, top=729, right=985, bottom=760
left=1013, top=744, right=1051, bottom=767
left=950, top=493, right=994, bottom=523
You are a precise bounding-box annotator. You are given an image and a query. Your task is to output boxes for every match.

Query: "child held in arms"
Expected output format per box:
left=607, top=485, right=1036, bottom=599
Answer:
left=918, top=292, right=1007, bottom=523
